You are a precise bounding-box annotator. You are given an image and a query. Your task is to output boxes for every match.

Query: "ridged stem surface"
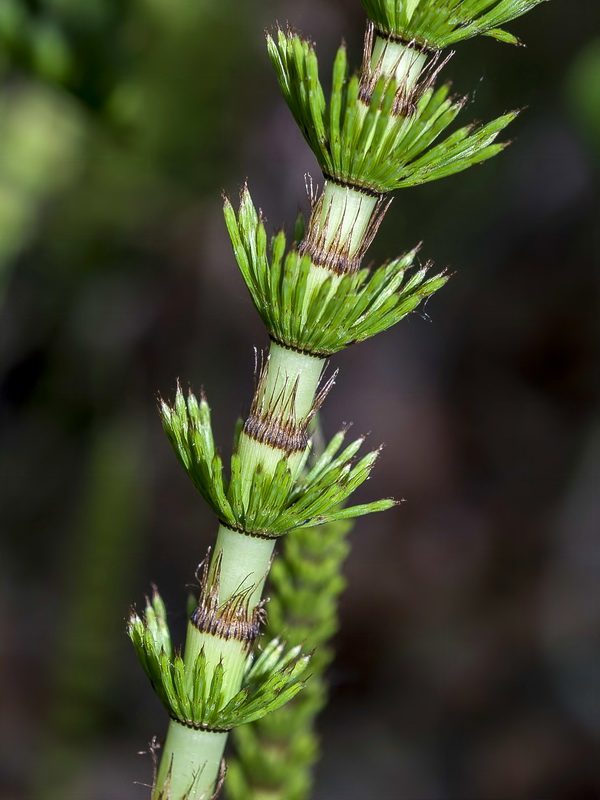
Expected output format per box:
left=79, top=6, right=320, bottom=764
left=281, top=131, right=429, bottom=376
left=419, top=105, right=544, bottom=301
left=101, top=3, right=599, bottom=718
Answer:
left=371, top=36, right=427, bottom=88
left=313, top=181, right=378, bottom=255
left=303, top=182, right=379, bottom=295
left=213, top=526, right=277, bottom=608
left=261, top=343, right=324, bottom=420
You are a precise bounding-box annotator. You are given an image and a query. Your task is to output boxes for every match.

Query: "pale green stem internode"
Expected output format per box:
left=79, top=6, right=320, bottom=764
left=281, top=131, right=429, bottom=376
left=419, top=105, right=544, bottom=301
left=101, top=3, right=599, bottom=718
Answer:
left=154, top=725, right=227, bottom=800
left=303, top=180, right=380, bottom=297
left=212, top=526, right=276, bottom=608
left=261, top=342, right=324, bottom=420
left=214, top=341, right=324, bottom=604
left=313, top=181, right=378, bottom=257
left=370, top=36, right=427, bottom=89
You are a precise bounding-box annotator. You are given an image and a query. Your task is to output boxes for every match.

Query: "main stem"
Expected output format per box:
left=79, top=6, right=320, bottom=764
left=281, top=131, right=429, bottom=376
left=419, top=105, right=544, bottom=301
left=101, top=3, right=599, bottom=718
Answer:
left=153, top=347, right=323, bottom=799
left=154, top=181, right=378, bottom=800
left=154, top=727, right=228, bottom=800
left=212, top=343, right=325, bottom=608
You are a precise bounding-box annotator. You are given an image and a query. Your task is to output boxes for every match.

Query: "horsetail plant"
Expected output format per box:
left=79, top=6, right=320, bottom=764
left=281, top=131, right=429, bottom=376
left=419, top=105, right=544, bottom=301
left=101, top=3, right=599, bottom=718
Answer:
left=129, top=1, right=545, bottom=798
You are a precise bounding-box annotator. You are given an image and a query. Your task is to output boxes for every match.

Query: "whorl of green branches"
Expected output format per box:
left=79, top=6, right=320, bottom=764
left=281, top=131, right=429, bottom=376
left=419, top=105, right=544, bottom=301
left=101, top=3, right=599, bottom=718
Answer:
left=160, top=384, right=396, bottom=538
left=359, top=0, right=547, bottom=49
left=267, top=28, right=517, bottom=194
left=224, top=187, right=448, bottom=357
left=128, top=588, right=310, bottom=731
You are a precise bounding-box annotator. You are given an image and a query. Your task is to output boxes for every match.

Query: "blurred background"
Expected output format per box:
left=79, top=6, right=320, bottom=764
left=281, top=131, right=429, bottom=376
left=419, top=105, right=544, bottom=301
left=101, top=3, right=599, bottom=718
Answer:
left=0, top=0, right=598, bottom=798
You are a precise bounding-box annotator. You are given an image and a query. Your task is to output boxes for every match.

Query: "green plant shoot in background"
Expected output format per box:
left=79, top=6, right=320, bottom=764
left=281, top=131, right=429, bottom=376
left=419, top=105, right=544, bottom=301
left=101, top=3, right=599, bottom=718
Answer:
left=128, top=1, right=546, bottom=798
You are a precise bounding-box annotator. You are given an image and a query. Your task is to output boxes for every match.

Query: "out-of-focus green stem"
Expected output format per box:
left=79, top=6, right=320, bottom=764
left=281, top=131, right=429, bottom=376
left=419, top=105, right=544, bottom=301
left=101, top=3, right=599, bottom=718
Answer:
left=33, top=418, right=145, bottom=800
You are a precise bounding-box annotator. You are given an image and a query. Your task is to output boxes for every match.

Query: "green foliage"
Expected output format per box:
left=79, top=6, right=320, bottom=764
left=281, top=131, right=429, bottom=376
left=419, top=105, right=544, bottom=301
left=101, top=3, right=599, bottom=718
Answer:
left=128, top=589, right=310, bottom=730
left=224, top=186, right=448, bottom=356
left=227, top=518, right=352, bottom=800
left=34, top=419, right=146, bottom=800
left=0, top=0, right=130, bottom=99
left=0, top=0, right=73, bottom=83
left=0, top=85, right=84, bottom=290
left=160, top=385, right=396, bottom=537
left=359, top=0, right=547, bottom=48
left=267, top=28, right=517, bottom=194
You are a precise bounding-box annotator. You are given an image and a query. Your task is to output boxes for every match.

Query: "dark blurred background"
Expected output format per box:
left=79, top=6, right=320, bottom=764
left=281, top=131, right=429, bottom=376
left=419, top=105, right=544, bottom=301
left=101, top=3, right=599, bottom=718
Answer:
left=0, top=1, right=598, bottom=798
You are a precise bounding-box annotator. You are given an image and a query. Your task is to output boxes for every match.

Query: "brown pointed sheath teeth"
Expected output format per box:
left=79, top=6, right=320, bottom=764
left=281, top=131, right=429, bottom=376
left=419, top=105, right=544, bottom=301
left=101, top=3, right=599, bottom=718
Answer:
left=359, top=22, right=449, bottom=116
left=190, top=551, right=265, bottom=648
left=191, top=600, right=262, bottom=645
left=243, top=414, right=308, bottom=453
left=244, top=353, right=335, bottom=452
left=299, top=240, right=364, bottom=275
